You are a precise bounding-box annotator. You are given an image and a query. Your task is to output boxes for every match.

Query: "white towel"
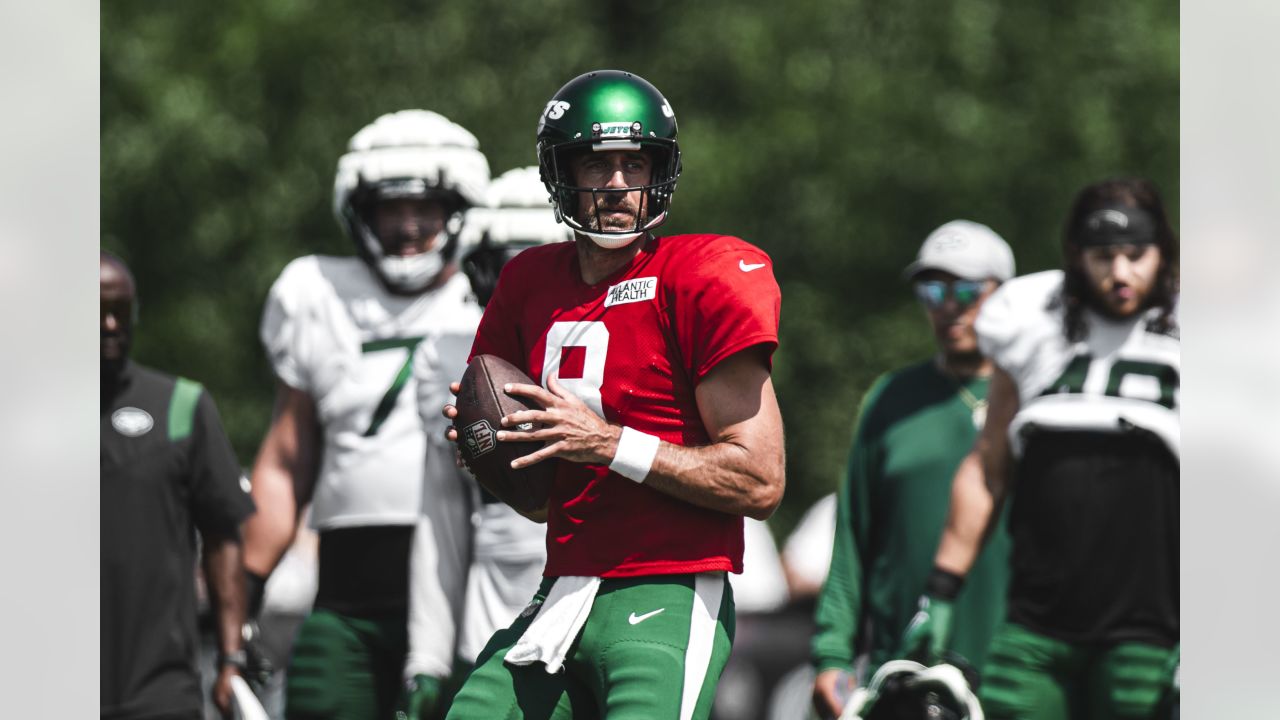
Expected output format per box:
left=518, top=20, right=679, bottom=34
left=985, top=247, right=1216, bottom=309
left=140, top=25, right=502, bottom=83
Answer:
left=504, top=575, right=600, bottom=674
left=229, top=676, right=269, bottom=720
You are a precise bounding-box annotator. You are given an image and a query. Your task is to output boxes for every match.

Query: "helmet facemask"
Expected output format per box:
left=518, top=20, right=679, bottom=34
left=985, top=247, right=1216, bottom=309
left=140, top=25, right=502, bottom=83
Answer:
left=540, top=137, right=680, bottom=249
left=847, top=660, right=985, bottom=720
left=342, top=176, right=465, bottom=294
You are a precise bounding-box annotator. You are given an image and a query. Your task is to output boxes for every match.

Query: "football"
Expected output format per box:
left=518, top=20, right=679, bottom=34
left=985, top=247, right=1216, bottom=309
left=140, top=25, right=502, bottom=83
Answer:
left=454, top=354, right=554, bottom=514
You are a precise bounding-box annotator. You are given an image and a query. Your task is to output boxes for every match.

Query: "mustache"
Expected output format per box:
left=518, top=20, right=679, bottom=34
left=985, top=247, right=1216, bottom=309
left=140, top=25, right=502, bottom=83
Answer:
left=578, top=188, right=649, bottom=232
left=586, top=190, right=642, bottom=214
left=592, top=194, right=634, bottom=209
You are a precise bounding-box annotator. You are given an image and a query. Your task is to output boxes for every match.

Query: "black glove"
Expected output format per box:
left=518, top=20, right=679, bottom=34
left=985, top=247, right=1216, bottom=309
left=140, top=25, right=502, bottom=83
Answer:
left=395, top=674, right=444, bottom=720
left=898, top=567, right=965, bottom=665
left=241, top=571, right=274, bottom=689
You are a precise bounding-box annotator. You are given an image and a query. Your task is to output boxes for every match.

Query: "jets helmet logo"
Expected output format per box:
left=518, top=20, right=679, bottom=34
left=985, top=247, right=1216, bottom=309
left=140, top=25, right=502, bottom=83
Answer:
left=543, top=101, right=571, bottom=121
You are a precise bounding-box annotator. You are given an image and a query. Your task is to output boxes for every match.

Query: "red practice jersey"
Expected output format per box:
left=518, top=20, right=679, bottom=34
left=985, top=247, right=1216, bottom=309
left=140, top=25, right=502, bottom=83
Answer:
left=470, top=233, right=781, bottom=577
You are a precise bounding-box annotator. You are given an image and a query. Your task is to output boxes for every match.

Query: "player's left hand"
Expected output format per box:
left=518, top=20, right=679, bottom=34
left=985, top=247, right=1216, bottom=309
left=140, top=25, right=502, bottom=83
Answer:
left=899, top=594, right=955, bottom=664
left=442, top=381, right=462, bottom=443
left=395, top=674, right=443, bottom=720
left=498, top=374, right=620, bottom=468
left=812, top=668, right=855, bottom=720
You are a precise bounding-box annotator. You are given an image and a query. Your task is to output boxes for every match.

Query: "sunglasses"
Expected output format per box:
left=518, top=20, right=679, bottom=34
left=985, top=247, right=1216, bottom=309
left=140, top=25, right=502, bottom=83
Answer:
left=914, top=279, right=987, bottom=309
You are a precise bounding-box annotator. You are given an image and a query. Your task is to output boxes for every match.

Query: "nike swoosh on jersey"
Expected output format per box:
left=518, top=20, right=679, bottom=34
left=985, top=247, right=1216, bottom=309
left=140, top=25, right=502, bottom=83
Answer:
left=628, top=608, right=666, bottom=625
left=739, top=260, right=767, bottom=272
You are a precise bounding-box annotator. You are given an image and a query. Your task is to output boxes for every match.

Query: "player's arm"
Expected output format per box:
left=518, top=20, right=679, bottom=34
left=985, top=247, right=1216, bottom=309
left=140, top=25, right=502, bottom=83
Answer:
left=934, top=364, right=1019, bottom=576
left=900, top=365, right=1020, bottom=663
left=243, top=383, right=321, bottom=581
left=811, top=486, right=863, bottom=719
left=203, top=530, right=247, bottom=716
left=498, top=345, right=785, bottom=520
left=812, top=382, right=883, bottom=718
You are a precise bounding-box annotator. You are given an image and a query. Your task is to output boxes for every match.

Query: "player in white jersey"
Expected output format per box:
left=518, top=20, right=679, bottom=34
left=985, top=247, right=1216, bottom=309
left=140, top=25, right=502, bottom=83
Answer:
left=903, top=177, right=1180, bottom=719
left=398, top=167, right=571, bottom=720
left=242, top=109, right=490, bottom=720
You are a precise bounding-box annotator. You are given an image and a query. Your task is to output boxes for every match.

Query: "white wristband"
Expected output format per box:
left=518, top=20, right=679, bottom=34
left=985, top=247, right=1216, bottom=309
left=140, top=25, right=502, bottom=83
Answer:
left=609, top=426, right=660, bottom=483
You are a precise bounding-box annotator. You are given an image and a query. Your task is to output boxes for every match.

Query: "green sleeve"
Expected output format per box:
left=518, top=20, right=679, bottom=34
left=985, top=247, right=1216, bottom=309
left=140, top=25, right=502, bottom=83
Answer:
left=812, top=374, right=889, bottom=672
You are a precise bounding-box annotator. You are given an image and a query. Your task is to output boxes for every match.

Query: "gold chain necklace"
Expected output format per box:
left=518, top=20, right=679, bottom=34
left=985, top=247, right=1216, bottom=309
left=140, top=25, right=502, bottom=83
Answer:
left=937, top=357, right=990, bottom=429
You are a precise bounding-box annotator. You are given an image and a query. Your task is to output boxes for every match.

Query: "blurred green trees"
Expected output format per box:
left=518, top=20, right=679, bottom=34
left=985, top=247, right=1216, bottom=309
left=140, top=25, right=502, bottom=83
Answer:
left=102, top=0, right=1176, bottom=536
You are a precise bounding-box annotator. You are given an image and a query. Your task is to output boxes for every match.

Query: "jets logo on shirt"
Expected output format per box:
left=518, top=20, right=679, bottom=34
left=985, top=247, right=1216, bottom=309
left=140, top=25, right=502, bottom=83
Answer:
left=111, top=407, right=154, bottom=437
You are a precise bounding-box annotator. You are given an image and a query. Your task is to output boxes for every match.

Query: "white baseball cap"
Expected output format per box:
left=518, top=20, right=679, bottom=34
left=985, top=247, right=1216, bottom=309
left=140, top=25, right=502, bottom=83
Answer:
left=903, top=219, right=1015, bottom=282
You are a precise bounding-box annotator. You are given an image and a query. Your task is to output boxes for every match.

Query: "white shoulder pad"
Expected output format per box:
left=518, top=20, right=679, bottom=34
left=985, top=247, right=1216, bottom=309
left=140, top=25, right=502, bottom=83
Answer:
left=260, top=256, right=377, bottom=392
left=260, top=256, right=325, bottom=391
left=976, top=270, right=1064, bottom=379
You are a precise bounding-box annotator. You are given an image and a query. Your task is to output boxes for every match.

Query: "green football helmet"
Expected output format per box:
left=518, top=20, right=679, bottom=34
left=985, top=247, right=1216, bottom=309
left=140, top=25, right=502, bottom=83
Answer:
left=536, top=70, right=681, bottom=247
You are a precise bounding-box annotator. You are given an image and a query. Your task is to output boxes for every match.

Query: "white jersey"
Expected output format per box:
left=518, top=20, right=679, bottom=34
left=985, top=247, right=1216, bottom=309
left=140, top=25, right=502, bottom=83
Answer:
left=260, top=255, right=482, bottom=529
left=405, top=296, right=547, bottom=674
left=781, top=492, right=837, bottom=591
left=456, top=502, right=547, bottom=663
left=730, top=518, right=789, bottom=614
left=976, top=270, right=1180, bottom=458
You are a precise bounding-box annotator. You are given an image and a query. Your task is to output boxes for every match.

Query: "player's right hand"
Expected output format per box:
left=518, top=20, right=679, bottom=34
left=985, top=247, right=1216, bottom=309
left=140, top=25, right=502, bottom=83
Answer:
left=899, top=594, right=955, bottom=664
left=812, top=668, right=855, bottom=720
left=241, top=571, right=274, bottom=689
left=241, top=619, right=274, bottom=689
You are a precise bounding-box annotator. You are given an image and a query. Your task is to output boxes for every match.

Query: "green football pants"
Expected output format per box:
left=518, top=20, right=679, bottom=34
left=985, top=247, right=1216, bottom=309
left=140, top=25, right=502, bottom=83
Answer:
left=445, top=573, right=735, bottom=720
left=285, top=608, right=408, bottom=720
left=980, top=622, right=1176, bottom=720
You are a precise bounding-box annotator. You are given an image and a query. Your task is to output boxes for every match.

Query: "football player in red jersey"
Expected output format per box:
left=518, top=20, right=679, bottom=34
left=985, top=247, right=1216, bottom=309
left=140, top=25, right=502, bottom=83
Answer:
left=442, top=70, right=786, bottom=720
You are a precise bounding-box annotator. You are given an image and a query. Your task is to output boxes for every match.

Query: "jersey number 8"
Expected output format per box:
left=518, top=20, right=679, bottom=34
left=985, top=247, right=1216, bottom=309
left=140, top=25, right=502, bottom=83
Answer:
left=541, top=321, right=609, bottom=417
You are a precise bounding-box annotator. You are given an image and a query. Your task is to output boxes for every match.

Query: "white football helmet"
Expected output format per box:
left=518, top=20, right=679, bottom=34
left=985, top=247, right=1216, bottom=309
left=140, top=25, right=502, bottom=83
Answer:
left=841, top=660, right=984, bottom=720
left=333, top=109, right=491, bottom=293
left=458, top=166, right=574, bottom=305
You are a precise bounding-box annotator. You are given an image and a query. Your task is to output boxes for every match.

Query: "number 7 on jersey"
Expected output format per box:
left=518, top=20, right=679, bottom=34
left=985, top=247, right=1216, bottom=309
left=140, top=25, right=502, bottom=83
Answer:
left=360, top=337, right=423, bottom=436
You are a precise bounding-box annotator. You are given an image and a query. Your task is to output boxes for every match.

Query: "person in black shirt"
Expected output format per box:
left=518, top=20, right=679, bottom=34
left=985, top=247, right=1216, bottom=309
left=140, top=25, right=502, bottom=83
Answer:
left=101, top=251, right=256, bottom=719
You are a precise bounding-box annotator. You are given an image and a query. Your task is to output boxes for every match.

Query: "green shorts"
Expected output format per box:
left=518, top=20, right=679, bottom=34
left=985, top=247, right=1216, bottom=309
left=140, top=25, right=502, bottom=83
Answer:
left=980, top=622, right=1176, bottom=720
left=285, top=608, right=408, bottom=720
left=445, top=573, right=735, bottom=720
